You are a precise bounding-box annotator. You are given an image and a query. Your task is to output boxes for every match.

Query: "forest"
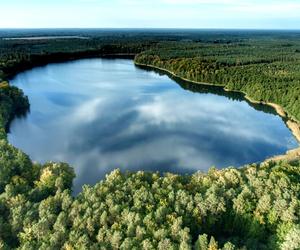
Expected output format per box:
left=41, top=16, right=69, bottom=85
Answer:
left=134, top=37, right=300, bottom=122
left=0, top=143, right=299, bottom=249
left=0, top=30, right=300, bottom=249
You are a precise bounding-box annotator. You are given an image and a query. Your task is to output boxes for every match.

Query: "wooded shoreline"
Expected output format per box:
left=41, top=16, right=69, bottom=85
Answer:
left=134, top=61, right=300, bottom=162
left=3, top=52, right=299, bottom=163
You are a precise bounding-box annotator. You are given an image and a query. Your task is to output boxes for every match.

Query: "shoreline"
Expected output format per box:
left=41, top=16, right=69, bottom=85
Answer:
left=5, top=56, right=300, bottom=165
left=4, top=53, right=137, bottom=80
left=134, top=61, right=300, bottom=163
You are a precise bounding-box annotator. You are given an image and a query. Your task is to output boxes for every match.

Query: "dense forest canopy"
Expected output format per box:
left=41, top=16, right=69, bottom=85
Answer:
left=0, top=142, right=300, bottom=249
left=134, top=36, right=300, bottom=122
left=0, top=30, right=300, bottom=249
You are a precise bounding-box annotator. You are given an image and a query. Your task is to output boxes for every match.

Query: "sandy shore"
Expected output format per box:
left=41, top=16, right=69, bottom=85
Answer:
left=135, top=61, right=300, bottom=163
left=231, top=95, right=300, bottom=149
left=287, top=120, right=300, bottom=142
left=264, top=147, right=300, bottom=163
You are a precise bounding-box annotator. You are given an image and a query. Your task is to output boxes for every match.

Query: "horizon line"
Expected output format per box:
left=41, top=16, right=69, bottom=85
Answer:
left=1, top=27, right=300, bottom=31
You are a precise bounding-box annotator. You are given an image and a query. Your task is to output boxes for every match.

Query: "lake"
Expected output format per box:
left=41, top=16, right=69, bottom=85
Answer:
left=8, top=58, right=298, bottom=193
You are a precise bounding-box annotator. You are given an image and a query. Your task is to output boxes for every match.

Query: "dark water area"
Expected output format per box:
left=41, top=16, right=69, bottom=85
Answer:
left=8, top=59, right=298, bottom=193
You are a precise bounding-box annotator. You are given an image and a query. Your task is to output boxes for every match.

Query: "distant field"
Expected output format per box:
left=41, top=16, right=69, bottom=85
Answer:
left=2, top=36, right=90, bottom=40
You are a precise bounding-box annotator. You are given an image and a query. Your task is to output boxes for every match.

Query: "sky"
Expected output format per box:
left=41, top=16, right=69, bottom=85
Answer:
left=0, top=0, right=300, bottom=29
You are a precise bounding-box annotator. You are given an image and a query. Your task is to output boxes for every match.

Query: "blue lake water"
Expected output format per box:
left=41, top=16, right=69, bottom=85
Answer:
left=8, top=58, right=298, bottom=193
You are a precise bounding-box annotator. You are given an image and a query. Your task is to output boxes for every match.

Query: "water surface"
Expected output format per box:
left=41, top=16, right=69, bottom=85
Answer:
left=8, top=59, right=298, bottom=193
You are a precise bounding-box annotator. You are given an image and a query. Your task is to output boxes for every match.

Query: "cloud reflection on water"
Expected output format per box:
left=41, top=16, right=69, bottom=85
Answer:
left=8, top=58, right=298, bottom=193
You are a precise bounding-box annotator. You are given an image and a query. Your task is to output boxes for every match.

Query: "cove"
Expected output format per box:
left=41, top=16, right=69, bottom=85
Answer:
left=8, top=58, right=298, bottom=193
